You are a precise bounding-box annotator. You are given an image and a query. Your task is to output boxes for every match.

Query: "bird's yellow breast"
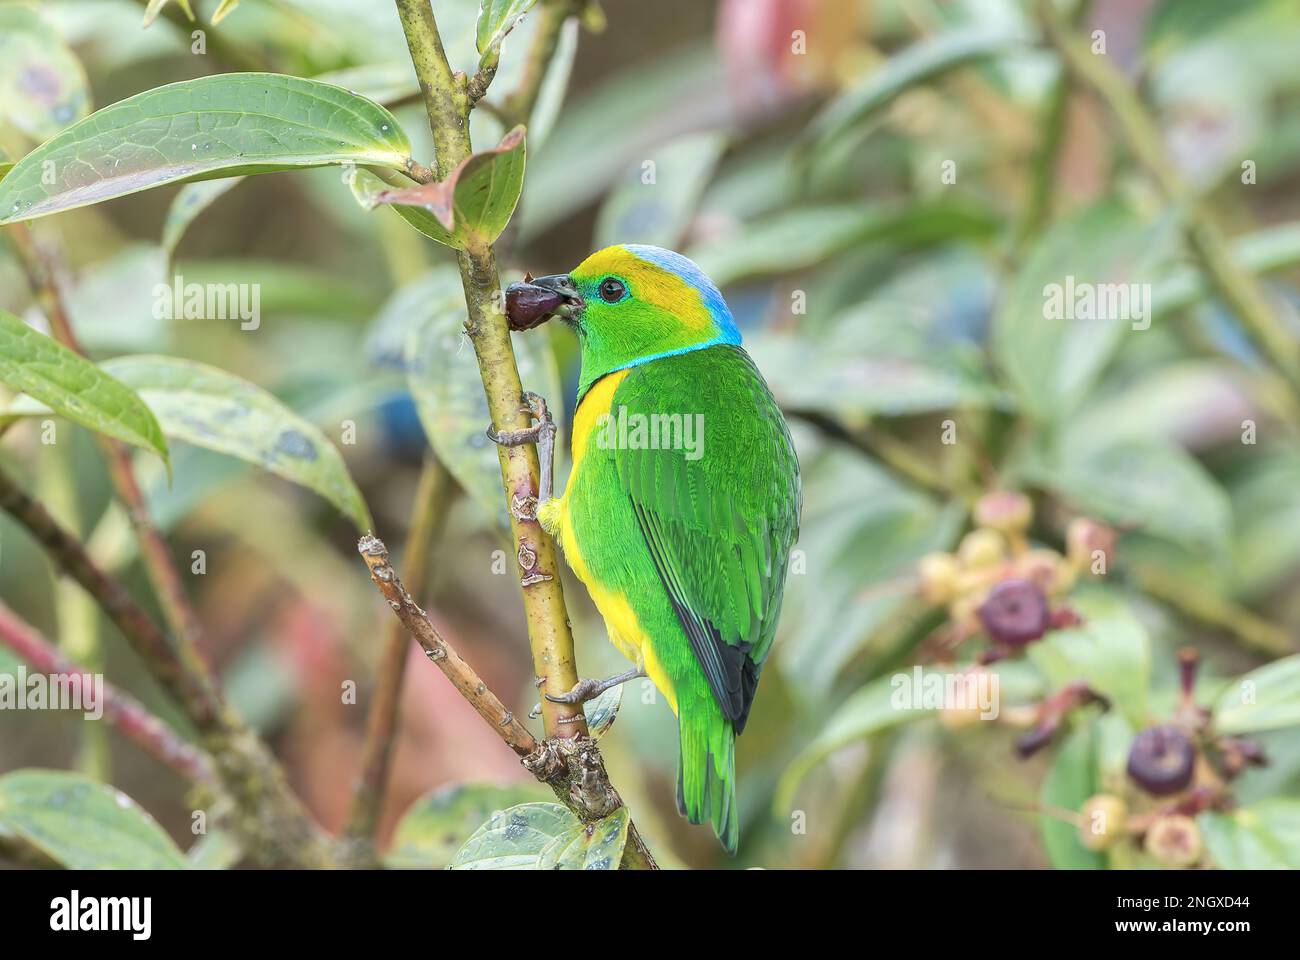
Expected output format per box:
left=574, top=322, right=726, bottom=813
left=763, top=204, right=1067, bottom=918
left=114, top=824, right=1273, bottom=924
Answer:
left=540, top=369, right=677, bottom=712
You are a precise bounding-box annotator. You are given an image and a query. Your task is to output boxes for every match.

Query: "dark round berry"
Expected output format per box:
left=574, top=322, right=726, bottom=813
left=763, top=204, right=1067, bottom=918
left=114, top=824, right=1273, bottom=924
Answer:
left=505, top=281, right=565, bottom=331
left=977, top=578, right=1050, bottom=647
left=598, top=276, right=626, bottom=303
left=1127, top=725, right=1196, bottom=796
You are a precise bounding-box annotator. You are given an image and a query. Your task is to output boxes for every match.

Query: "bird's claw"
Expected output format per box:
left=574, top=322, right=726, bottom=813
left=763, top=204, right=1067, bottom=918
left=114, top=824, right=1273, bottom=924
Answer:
left=486, top=391, right=558, bottom=500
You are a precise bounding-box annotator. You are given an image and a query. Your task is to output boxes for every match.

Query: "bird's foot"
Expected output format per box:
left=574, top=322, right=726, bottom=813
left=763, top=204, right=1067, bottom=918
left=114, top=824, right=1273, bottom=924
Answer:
left=486, top=391, right=557, bottom=500
left=544, top=668, right=646, bottom=705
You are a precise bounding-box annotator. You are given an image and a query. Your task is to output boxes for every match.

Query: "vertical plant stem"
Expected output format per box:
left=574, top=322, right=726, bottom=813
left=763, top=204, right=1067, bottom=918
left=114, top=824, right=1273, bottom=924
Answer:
left=393, top=0, right=587, bottom=739
left=344, top=454, right=453, bottom=850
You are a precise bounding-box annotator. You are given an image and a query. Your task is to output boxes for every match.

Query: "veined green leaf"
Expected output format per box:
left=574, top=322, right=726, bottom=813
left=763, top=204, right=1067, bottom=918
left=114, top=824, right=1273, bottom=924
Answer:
left=1213, top=655, right=1300, bottom=734
left=0, top=5, right=91, bottom=141
left=0, top=770, right=186, bottom=869
left=364, top=126, right=526, bottom=251
left=0, top=310, right=168, bottom=466
left=0, top=73, right=412, bottom=225
left=101, top=355, right=371, bottom=531
left=385, top=783, right=551, bottom=869
left=476, top=0, right=541, bottom=57
left=448, top=802, right=628, bottom=870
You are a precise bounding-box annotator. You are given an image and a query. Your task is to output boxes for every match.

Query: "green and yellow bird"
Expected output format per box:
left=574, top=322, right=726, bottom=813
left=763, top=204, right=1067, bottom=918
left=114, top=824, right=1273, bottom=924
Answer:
left=496, top=244, right=801, bottom=853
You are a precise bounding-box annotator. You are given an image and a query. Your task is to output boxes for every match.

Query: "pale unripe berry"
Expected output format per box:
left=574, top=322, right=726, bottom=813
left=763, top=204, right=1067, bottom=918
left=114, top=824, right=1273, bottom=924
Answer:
left=1078, top=794, right=1127, bottom=851
left=974, top=490, right=1032, bottom=534
left=1144, top=815, right=1203, bottom=867
left=959, top=528, right=1005, bottom=569
left=918, top=552, right=960, bottom=604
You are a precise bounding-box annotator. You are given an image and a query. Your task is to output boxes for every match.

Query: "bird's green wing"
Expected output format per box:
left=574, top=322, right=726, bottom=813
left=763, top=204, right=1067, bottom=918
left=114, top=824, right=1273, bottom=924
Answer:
left=612, top=344, right=800, bottom=732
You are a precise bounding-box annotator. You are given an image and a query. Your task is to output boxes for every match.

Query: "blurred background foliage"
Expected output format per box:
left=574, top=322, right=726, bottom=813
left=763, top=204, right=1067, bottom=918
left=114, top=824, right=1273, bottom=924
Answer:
left=2, top=0, right=1300, bottom=869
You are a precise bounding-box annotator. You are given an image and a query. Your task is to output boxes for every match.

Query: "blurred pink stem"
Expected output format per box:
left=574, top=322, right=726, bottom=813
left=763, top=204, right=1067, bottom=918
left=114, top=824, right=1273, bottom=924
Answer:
left=0, top=600, right=215, bottom=785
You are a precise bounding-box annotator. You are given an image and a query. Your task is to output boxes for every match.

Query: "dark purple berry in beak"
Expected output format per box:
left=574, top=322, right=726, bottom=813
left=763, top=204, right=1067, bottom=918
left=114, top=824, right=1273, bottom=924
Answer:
left=1127, top=725, right=1196, bottom=796
left=977, top=577, right=1050, bottom=647
left=506, top=281, right=566, bottom=331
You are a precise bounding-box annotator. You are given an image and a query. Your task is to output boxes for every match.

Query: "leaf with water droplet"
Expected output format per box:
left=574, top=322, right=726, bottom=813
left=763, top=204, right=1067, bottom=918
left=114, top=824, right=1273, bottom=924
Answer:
left=0, top=73, right=411, bottom=225
left=386, top=782, right=550, bottom=869
left=101, top=355, right=371, bottom=530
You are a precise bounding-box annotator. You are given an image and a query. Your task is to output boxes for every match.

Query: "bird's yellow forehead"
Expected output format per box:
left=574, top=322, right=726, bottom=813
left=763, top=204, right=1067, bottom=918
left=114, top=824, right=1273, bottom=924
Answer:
left=572, top=245, right=712, bottom=331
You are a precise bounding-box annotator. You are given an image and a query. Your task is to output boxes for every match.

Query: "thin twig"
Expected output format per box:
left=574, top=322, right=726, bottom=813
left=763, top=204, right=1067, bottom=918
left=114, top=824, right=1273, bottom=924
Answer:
left=357, top=535, right=539, bottom=754
left=393, top=0, right=588, bottom=739
left=0, top=600, right=216, bottom=784
left=344, top=455, right=453, bottom=848
left=355, top=533, right=659, bottom=869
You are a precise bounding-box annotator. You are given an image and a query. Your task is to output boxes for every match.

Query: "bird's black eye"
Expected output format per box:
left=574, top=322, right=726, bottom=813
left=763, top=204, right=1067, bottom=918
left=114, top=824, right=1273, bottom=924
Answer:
left=598, top=277, right=627, bottom=303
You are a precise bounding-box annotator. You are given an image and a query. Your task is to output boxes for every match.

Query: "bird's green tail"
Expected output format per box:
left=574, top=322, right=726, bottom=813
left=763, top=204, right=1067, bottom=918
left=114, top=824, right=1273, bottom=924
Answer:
left=677, top=710, right=738, bottom=854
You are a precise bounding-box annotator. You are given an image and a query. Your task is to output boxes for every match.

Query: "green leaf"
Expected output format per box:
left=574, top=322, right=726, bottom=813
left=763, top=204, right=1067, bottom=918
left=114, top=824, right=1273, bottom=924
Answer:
left=349, top=167, right=456, bottom=247
left=1040, top=724, right=1105, bottom=869
left=101, top=355, right=371, bottom=531
left=404, top=269, right=563, bottom=531
left=775, top=672, right=922, bottom=812
left=0, top=770, right=186, bottom=869
left=362, top=126, right=526, bottom=251
left=993, top=203, right=1177, bottom=424
left=161, top=177, right=245, bottom=261
left=1200, top=799, right=1300, bottom=869
left=385, top=782, right=551, bottom=869
left=1027, top=590, right=1152, bottom=728
left=0, top=161, right=12, bottom=181
left=809, top=26, right=1027, bottom=150
left=594, top=132, right=727, bottom=250
left=584, top=683, right=622, bottom=739
left=0, top=5, right=91, bottom=141
left=448, top=802, right=629, bottom=870
left=1027, top=437, right=1232, bottom=554
left=1213, top=655, right=1300, bottom=734
left=0, top=73, right=411, bottom=225
left=476, top=0, right=541, bottom=57
left=0, top=310, right=168, bottom=466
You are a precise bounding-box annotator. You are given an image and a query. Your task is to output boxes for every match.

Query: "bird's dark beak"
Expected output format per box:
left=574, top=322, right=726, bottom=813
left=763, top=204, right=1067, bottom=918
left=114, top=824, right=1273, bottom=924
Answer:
left=531, top=274, right=584, bottom=320
left=504, top=274, right=584, bottom=331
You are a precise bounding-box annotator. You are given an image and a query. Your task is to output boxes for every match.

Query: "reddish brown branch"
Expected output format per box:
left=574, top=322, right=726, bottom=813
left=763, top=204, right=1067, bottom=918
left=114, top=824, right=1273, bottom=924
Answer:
left=0, top=600, right=215, bottom=784
left=344, top=456, right=453, bottom=847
